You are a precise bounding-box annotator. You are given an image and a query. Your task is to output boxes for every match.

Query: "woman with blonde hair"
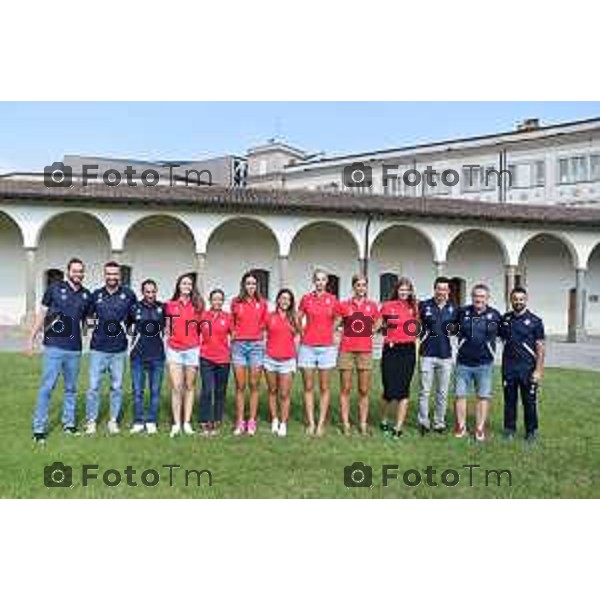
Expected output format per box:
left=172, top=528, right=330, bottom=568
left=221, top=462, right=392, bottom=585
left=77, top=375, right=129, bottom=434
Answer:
left=297, top=269, right=342, bottom=436
left=379, top=277, right=420, bottom=437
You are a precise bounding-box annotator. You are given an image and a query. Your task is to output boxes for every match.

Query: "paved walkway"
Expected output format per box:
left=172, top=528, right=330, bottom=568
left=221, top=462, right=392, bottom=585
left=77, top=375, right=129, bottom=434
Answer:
left=2, top=326, right=599, bottom=372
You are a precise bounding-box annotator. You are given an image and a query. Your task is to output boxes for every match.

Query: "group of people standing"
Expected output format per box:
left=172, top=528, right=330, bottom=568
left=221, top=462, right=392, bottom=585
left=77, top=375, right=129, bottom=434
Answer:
left=29, top=257, right=546, bottom=445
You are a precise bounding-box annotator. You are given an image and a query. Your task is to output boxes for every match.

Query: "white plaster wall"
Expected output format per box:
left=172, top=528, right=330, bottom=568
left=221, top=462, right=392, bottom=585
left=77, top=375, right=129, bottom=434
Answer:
left=36, top=212, right=111, bottom=298
left=122, top=216, right=196, bottom=299
left=586, top=245, right=600, bottom=335
left=288, top=222, right=359, bottom=299
left=0, top=213, right=25, bottom=324
left=205, top=218, right=279, bottom=303
left=369, top=225, right=435, bottom=301
left=519, top=235, right=574, bottom=335
left=446, top=230, right=506, bottom=311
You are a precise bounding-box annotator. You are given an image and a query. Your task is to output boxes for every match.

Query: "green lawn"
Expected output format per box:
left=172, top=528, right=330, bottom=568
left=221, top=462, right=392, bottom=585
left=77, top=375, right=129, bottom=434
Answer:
left=1, top=352, right=598, bottom=498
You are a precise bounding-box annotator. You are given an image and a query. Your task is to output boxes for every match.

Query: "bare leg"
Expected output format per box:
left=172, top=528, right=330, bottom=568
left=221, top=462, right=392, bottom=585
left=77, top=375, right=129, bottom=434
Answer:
left=357, top=368, right=371, bottom=432
left=248, top=367, right=262, bottom=421
left=476, top=397, right=490, bottom=432
left=279, top=373, right=293, bottom=422
left=302, top=368, right=316, bottom=433
left=266, top=370, right=278, bottom=421
left=395, top=398, right=409, bottom=430
left=339, top=369, right=353, bottom=432
left=168, top=362, right=184, bottom=425
left=183, top=366, right=198, bottom=423
left=455, top=397, right=467, bottom=431
left=233, top=365, right=247, bottom=423
left=316, top=369, right=332, bottom=436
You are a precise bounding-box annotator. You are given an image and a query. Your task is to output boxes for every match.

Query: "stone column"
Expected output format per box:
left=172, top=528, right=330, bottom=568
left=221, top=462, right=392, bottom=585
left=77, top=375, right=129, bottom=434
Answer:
left=196, top=252, right=207, bottom=294
left=111, top=248, right=123, bottom=263
left=278, top=255, right=289, bottom=289
left=574, top=267, right=587, bottom=342
left=434, top=260, right=446, bottom=277
left=24, top=247, right=37, bottom=325
left=505, top=264, right=518, bottom=311
left=358, top=257, right=367, bottom=277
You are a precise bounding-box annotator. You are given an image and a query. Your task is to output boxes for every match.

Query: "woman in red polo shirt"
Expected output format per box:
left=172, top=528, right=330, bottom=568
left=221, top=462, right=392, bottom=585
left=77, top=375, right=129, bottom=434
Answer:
left=379, top=277, right=420, bottom=437
left=264, top=289, right=301, bottom=437
left=199, top=288, right=232, bottom=436
left=164, top=273, right=204, bottom=438
left=337, top=274, right=381, bottom=435
left=230, top=271, right=268, bottom=436
left=297, top=269, right=342, bottom=437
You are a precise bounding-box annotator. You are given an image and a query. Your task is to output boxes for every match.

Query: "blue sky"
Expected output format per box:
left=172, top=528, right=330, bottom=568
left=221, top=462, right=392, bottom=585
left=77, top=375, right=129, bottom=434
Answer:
left=1, top=101, right=600, bottom=172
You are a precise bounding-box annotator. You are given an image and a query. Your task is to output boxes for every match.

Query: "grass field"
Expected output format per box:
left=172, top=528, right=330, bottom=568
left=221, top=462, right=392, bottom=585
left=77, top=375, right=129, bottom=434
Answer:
left=1, top=352, right=598, bottom=498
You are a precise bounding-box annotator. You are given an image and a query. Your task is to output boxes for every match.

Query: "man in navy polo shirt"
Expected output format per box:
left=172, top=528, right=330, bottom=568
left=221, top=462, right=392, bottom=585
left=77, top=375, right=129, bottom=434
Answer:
left=500, top=286, right=545, bottom=443
left=129, top=279, right=166, bottom=435
left=454, top=283, right=502, bottom=442
left=28, top=258, right=91, bottom=443
left=417, top=276, right=457, bottom=434
left=85, top=261, right=136, bottom=435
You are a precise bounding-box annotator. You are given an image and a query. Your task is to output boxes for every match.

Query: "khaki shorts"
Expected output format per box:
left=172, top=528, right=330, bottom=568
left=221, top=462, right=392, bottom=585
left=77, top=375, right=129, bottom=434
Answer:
left=337, top=351, right=373, bottom=371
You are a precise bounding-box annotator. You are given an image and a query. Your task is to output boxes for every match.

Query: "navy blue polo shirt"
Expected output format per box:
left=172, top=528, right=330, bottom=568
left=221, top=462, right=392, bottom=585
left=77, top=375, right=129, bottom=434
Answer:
left=41, top=281, right=92, bottom=352
left=500, top=309, right=545, bottom=372
left=456, top=304, right=502, bottom=367
left=129, top=300, right=166, bottom=362
left=88, top=286, right=137, bottom=353
left=419, top=297, right=458, bottom=359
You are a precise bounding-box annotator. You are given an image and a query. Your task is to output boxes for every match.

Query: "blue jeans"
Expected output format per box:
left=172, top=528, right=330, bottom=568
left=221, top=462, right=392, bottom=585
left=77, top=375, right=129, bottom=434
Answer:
left=131, top=356, right=164, bottom=424
left=86, top=350, right=127, bottom=422
left=32, top=346, right=81, bottom=434
left=199, top=358, right=230, bottom=422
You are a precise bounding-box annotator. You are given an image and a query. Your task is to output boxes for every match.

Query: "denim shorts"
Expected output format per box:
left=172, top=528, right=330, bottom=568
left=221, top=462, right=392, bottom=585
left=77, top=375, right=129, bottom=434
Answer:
left=231, top=340, right=265, bottom=368
left=166, top=346, right=200, bottom=368
left=297, top=344, right=337, bottom=370
left=455, top=362, right=494, bottom=399
left=264, top=355, right=297, bottom=374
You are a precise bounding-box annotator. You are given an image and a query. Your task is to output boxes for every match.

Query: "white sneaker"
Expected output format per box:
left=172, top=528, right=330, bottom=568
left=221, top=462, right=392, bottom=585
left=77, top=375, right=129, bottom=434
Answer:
left=130, top=423, right=145, bottom=434
left=170, top=424, right=181, bottom=438
left=107, top=420, right=120, bottom=435
left=183, top=422, right=195, bottom=435
left=85, top=420, right=97, bottom=435
left=146, top=423, right=158, bottom=435
left=271, top=418, right=280, bottom=434
left=278, top=422, right=288, bottom=437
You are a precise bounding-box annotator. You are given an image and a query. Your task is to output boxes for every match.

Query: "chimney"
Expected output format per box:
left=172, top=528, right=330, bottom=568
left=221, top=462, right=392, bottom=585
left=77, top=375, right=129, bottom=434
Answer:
left=517, top=118, right=540, bottom=132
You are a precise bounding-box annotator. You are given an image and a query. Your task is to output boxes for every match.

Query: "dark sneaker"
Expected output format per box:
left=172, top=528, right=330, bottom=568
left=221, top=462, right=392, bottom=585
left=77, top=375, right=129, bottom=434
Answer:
left=379, top=420, right=391, bottom=432
left=419, top=424, right=430, bottom=436
left=525, top=432, right=538, bottom=445
left=392, top=427, right=404, bottom=438
left=503, top=430, right=516, bottom=441
left=432, top=425, right=447, bottom=434
left=33, top=433, right=47, bottom=445
left=63, top=426, right=80, bottom=437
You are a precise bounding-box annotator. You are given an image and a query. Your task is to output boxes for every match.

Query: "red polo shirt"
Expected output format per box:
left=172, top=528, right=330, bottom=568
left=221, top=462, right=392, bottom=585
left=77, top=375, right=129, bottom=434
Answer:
left=299, top=291, right=341, bottom=346
left=231, top=296, right=268, bottom=341
left=338, top=297, right=380, bottom=353
left=200, top=309, right=232, bottom=364
left=380, top=299, right=419, bottom=344
left=266, top=310, right=297, bottom=360
left=165, top=298, right=203, bottom=350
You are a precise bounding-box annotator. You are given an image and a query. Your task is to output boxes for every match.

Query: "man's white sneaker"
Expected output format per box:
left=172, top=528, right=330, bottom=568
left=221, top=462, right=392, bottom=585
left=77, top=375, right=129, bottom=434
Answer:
left=85, top=421, right=97, bottom=435
left=146, top=423, right=158, bottom=435
left=277, top=422, right=288, bottom=437
left=170, top=424, right=181, bottom=438
left=130, top=423, right=145, bottom=434
left=183, top=422, right=195, bottom=435
left=271, top=418, right=280, bottom=434
left=107, top=420, right=120, bottom=435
